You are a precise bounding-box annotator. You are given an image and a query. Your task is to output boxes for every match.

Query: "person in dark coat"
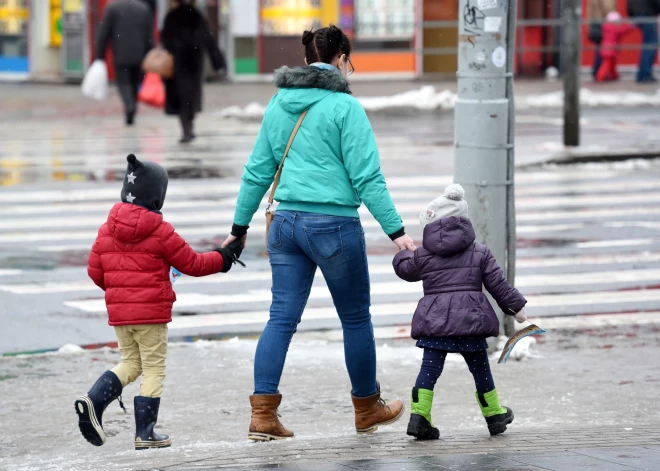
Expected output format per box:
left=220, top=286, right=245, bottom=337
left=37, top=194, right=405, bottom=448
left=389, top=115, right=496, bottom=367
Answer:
left=95, top=0, right=155, bottom=125
left=393, top=184, right=528, bottom=441
left=161, top=0, right=226, bottom=143
left=627, top=0, right=660, bottom=82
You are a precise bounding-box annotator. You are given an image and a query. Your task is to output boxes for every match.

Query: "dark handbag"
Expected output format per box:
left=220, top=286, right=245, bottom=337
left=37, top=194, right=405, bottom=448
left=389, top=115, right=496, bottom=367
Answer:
left=588, top=22, right=603, bottom=44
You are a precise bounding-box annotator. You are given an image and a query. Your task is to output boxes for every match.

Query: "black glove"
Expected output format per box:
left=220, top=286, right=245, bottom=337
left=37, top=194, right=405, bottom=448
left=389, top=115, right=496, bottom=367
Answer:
left=226, top=237, right=244, bottom=259
left=216, top=240, right=245, bottom=273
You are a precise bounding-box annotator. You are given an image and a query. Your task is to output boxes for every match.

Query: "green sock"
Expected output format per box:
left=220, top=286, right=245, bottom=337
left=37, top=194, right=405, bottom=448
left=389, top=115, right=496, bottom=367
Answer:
left=476, top=388, right=507, bottom=417
left=411, top=387, right=434, bottom=425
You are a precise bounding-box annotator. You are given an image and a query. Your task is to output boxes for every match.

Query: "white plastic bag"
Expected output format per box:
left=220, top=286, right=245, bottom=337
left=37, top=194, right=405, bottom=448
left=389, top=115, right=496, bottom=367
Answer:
left=81, top=60, right=108, bottom=101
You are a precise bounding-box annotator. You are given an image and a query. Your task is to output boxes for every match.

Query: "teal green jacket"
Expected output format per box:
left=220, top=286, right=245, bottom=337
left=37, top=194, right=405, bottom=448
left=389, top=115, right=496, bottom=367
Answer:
left=233, top=65, right=404, bottom=237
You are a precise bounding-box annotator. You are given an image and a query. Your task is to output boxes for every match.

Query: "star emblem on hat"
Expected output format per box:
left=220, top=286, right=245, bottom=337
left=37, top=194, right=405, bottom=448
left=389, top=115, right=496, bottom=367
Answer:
left=126, top=193, right=136, bottom=203
left=127, top=172, right=137, bottom=184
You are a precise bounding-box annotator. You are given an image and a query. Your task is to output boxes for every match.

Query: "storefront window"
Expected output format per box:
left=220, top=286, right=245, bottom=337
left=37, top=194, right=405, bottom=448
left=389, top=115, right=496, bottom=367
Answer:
left=0, top=0, right=29, bottom=74
left=355, top=0, right=415, bottom=40
left=261, top=0, right=323, bottom=35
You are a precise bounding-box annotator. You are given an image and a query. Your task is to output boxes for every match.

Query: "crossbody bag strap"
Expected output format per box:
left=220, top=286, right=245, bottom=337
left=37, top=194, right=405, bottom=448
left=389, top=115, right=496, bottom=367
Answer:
left=267, top=109, right=309, bottom=207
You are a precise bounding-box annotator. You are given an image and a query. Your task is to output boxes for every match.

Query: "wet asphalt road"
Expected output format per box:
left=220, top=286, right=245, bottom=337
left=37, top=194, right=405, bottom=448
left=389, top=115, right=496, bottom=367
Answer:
left=1, top=82, right=660, bottom=353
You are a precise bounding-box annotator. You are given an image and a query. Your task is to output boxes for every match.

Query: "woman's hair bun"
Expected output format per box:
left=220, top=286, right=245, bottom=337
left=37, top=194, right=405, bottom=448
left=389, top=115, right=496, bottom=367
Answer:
left=327, top=25, right=344, bottom=45
left=302, top=30, right=315, bottom=46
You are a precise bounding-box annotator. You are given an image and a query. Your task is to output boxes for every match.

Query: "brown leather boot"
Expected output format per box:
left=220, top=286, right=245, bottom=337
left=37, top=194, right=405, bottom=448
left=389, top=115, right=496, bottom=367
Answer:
left=351, top=388, right=405, bottom=434
left=248, top=394, right=294, bottom=441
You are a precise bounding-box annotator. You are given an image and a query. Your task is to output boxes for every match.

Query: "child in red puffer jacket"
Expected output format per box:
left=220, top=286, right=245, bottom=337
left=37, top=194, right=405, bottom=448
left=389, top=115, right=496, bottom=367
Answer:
left=596, top=11, right=635, bottom=82
left=75, top=154, right=243, bottom=451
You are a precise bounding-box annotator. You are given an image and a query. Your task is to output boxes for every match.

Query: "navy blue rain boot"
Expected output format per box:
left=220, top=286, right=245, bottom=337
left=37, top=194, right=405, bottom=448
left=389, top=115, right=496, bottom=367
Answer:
left=75, top=371, right=126, bottom=446
left=134, top=396, right=172, bottom=450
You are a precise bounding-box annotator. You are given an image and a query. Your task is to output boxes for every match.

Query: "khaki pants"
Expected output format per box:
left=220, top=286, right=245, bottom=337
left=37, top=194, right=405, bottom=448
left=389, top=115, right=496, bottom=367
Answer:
left=111, top=324, right=168, bottom=398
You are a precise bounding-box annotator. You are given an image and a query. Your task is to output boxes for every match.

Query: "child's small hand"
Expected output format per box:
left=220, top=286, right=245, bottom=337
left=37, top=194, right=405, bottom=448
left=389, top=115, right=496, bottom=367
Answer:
left=514, top=309, right=527, bottom=324
left=216, top=244, right=246, bottom=272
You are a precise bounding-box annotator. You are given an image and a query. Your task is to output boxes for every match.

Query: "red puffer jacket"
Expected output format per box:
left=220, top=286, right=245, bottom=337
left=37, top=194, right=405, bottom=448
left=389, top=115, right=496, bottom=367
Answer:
left=87, top=202, right=224, bottom=326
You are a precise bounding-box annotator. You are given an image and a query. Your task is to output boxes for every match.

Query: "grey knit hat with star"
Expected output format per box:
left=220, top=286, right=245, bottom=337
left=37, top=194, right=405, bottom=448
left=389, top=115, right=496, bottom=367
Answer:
left=121, top=154, right=169, bottom=212
left=419, top=184, right=469, bottom=226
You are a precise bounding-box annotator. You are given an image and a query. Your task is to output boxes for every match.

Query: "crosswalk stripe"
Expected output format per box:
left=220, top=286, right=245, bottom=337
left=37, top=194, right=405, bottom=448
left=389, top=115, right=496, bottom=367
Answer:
left=166, top=289, right=660, bottom=330
left=5, top=253, right=660, bottom=294
left=0, top=177, right=655, bottom=217
left=60, top=267, right=660, bottom=313
left=3, top=197, right=660, bottom=231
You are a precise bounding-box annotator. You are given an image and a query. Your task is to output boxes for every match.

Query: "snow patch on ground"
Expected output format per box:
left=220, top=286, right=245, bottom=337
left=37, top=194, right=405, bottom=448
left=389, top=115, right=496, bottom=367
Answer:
left=57, top=343, right=84, bottom=354
left=215, top=86, right=660, bottom=119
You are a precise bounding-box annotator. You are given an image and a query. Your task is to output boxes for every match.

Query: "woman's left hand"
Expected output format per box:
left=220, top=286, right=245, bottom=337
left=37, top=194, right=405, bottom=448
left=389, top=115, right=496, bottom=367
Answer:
left=222, top=234, right=247, bottom=249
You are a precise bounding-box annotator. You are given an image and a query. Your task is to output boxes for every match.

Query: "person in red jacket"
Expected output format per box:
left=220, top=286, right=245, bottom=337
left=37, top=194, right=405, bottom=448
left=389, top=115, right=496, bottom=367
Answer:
left=596, top=11, right=636, bottom=82
left=75, top=154, right=243, bottom=450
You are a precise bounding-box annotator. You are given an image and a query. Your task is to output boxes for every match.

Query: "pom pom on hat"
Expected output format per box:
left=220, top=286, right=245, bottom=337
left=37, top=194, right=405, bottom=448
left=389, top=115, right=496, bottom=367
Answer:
left=443, top=183, right=465, bottom=201
left=419, top=183, right=469, bottom=227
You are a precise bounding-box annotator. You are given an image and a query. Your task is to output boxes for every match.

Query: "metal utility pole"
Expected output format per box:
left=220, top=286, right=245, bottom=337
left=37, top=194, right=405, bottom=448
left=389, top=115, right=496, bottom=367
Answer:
left=562, top=0, right=581, bottom=146
left=454, top=0, right=518, bottom=337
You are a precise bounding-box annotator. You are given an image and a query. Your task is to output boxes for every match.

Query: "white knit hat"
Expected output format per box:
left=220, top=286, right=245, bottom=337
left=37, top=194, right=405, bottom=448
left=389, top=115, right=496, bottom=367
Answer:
left=419, top=184, right=469, bottom=226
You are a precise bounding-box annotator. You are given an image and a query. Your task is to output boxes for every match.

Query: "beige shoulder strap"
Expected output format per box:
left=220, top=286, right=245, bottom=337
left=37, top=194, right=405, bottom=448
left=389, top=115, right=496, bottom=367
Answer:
left=267, top=109, right=309, bottom=205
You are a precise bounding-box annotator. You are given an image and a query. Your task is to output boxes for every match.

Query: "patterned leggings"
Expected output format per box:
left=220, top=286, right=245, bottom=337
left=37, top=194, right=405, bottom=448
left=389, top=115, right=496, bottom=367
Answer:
left=415, top=348, right=495, bottom=393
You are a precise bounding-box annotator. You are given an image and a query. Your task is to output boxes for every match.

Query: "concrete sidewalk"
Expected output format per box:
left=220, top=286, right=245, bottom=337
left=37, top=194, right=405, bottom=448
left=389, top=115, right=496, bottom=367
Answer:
left=1, top=321, right=659, bottom=471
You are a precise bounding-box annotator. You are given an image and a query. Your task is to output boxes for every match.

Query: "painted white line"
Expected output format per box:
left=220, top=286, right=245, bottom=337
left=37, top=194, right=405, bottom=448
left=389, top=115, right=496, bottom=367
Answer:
left=299, top=311, right=660, bottom=340
left=31, top=236, right=660, bottom=254
left=0, top=269, right=21, bottom=276
left=170, top=302, right=660, bottom=332
left=517, top=268, right=660, bottom=288
left=575, top=238, right=659, bottom=249
left=0, top=183, right=242, bottom=204
left=528, top=311, right=660, bottom=329
left=170, top=302, right=420, bottom=330
left=516, top=206, right=660, bottom=222
left=4, top=196, right=660, bottom=231
left=0, top=171, right=642, bottom=205
left=7, top=257, right=660, bottom=294
left=517, top=251, right=660, bottom=268
left=60, top=267, right=660, bottom=312
left=63, top=281, right=423, bottom=312
left=3, top=177, right=655, bottom=218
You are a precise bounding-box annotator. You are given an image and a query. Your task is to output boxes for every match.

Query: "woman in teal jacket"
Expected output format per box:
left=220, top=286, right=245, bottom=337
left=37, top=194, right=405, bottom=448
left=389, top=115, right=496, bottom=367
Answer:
left=223, top=26, right=415, bottom=441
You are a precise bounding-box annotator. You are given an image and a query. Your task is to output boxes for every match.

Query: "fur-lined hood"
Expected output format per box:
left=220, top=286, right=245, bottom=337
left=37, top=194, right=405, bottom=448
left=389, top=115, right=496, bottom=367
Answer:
left=271, top=66, right=351, bottom=114
left=274, top=66, right=351, bottom=94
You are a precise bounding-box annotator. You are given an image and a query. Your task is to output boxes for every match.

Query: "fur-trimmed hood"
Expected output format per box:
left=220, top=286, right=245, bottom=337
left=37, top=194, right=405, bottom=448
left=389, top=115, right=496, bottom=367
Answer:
left=273, top=66, right=351, bottom=114
left=274, top=66, right=351, bottom=93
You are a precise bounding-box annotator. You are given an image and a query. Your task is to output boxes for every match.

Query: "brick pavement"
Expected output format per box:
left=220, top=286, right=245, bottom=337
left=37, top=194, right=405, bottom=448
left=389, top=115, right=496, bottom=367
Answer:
left=153, top=426, right=660, bottom=470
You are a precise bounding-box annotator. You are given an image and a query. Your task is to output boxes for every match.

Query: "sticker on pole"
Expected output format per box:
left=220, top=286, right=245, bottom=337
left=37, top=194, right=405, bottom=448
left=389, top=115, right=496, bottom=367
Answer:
left=484, top=16, right=502, bottom=32
left=492, top=46, right=506, bottom=68
left=478, top=0, right=499, bottom=10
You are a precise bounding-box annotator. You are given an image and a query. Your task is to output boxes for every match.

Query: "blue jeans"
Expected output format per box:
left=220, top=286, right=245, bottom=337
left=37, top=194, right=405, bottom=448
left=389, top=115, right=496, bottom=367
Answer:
left=253, top=211, right=378, bottom=397
left=637, top=22, right=658, bottom=81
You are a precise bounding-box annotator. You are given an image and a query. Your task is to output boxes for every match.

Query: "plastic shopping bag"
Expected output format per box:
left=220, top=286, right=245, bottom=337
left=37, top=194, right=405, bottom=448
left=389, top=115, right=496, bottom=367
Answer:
left=170, top=267, right=182, bottom=284
left=138, top=72, right=165, bottom=108
left=81, top=60, right=109, bottom=101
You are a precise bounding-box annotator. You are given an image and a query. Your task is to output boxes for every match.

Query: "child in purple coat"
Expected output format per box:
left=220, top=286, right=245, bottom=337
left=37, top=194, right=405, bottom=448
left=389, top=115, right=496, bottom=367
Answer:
left=393, top=184, right=527, bottom=440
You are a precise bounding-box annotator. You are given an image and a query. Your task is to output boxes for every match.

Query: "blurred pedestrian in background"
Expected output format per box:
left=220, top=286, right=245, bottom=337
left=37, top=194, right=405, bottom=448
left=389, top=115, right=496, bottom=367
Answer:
left=596, top=11, right=636, bottom=82
left=95, top=0, right=155, bottom=126
left=588, top=0, right=617, bottom=79
left=161, top=0, right=227, bottom=144
left=627, top=0, right=660, bottom=82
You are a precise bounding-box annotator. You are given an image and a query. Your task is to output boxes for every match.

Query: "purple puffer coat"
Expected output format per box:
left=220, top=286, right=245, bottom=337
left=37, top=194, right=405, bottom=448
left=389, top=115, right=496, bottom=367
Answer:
left=393, top=216, right=527, bottom=339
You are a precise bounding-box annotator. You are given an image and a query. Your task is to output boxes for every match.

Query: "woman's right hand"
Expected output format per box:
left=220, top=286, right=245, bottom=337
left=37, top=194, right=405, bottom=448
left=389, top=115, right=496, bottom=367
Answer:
left=393, top=234, right=416, bottom=252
